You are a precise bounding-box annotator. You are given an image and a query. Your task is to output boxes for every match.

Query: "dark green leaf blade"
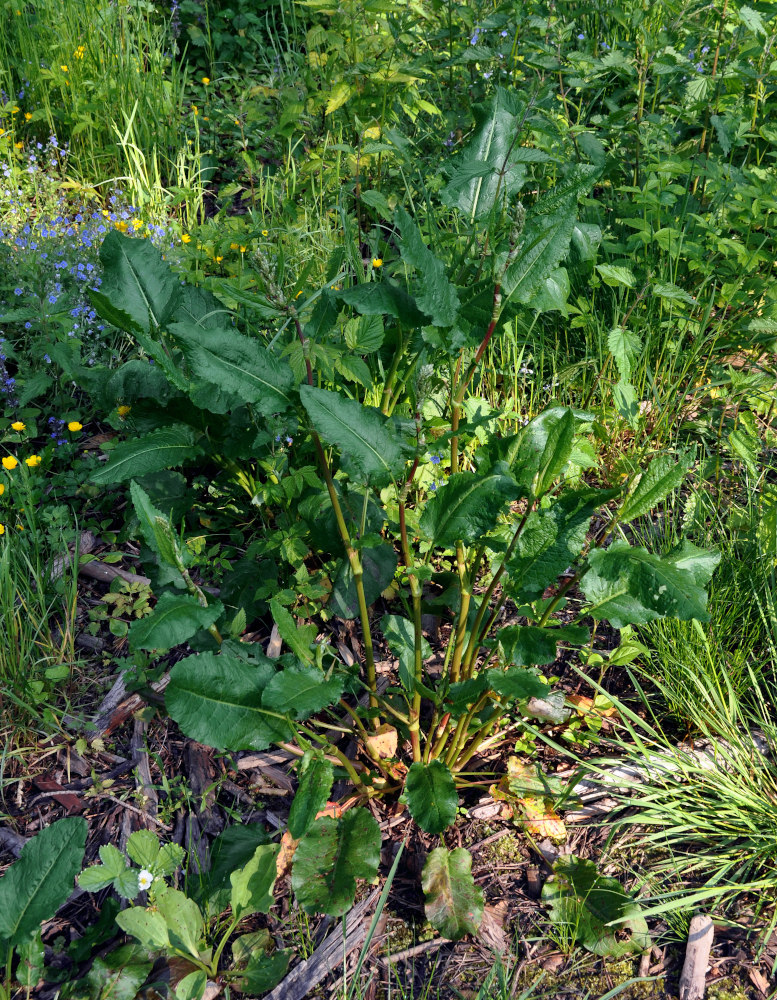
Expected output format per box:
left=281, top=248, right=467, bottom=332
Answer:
left=405, top=761, right=458, bottom=834
left=618, top=452, right=693, bottom=524
left=262, top=664, right=344, bottom=720
left=419, top=469, right=516, bottom=548
left=422, top=847, right=483, bottom=941
left=496, top=625, right=589, bottom=666
left=99, top=230, right=181, bottom=332
left=128, top=594, right=223, bottom=651
left=486, top=667, right=551, bottom=701
left=395, top=207, right=459, bottom=326
left=91, top=426, right=200, bottom=485
left=288, top=755, right=335, bottom=840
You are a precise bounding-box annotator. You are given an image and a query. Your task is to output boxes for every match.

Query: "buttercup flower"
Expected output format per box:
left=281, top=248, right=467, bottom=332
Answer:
left=117, top=405, right=132, bottom=417
left=0, top=485, right=4, bottom=496
left=372, top=257, right=383, bottom=268
left=261, top=229, right=268, bottom=236
left=138, top=869, right=154, bottom=891
left=2, top=457, right=18, bottom=470
left=0, top=525, right=4, bottom=536
left=181, top=233, right=191, bottom=244
left=67, top=421, right=83, bottom=432
left=10, top=421, right=25, bottom=431
left=25, top=455, right=41, bottom=467
left=201, top=76, right=210, bottom=85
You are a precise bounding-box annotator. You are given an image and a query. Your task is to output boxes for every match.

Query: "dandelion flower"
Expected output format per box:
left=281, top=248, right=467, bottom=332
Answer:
left=67, top=421, right=83, bottom=432
left=117, top=405, right=132, bottom=417
left=25, top=455, right=41, bottom=467
left=10, top=421, right=25, bottom=431
left=138, top=869, right=154, bottom=891
left=2, top=457, right=18, bottom=470
left=372, top=257, right=383, bottom=268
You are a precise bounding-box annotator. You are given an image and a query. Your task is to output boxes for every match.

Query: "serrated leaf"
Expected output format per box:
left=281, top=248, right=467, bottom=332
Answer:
left=422, top=847, right=483, bottom=940
left=170, top=325, right=294, bottom=415
left=613, top=379, right=640, bottom=429
left=288, top=755, right=335, bottom=840
left=0, top=817, right=86, bottom=945
left=99, top=844, right=129, bottom=878
left=535, top=409, right=575, bottom=498
left=344, top=313, right=384, bottom=353
left=619, top=452, right=693, bottom=523
left=596, top=264, right=636, bottom=288
left=337, top=282, right=427, bottom=327
left=486, top=667, right=551, bottom=701
left=126, top=831, right=160, bottom=870
left=496, top=625, right=590, bottom=666
left=607, top=327, right=642, bottom=382
left=128, top=594, right=224, bottom=651
left=156, top=843, right=185, bottom=878
left=291, top=809, right=382, bottom=916
left=405, top=761, right=458, bottom=834
left=263, top=664, right=344, bottom=720
left=527, top=267, right=570, bottom=315
left=91, top=426, right=200, bottom=485
left=166, top=651, right=294, bottom=751
left=300, top=385, right=413, bottom=485
left=331, top=544, right=398, bottom=620
left=98, top=231, right=181, bottom=332
left=652, top=282, right=696, bottom=305
left=395, top=207, right=459, bottom=326
left=230, top=845, right=280, bottom=920
left=582, top=539, right=720, bottom=627
left=326, top=81, right=352, bottom=114
left=419, top=469, right=516, bottom=548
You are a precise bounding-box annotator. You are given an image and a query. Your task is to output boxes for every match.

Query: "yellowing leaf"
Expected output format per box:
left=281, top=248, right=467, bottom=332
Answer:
left=325, top=83, right=352, bottom=115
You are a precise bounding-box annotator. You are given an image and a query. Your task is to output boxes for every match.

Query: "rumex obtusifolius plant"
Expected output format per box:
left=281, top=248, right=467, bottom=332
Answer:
left=85, top=89, right=718, bottom=948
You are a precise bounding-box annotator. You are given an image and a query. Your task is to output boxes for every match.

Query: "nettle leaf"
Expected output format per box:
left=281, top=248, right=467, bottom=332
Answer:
left=169, top=325, right=294, bottom=415
left=422, top=847, right=484, bottom=941
left=300, top=385, right=414, bottom=485
left=419, top=468, right=516, bottom=548
left=395, top=207, right=459, bottom=326
left=291, top=809, right=382, bottom=916
left=263, top=663, right=345, bottom=720
left=506, top=488, right=617, bottom=602
left=128, top=593, right=224, bottom=651
left=618, top=452, right=693, bottom=524
left=166, top=651, right=294, bottom=751
left=0, top=817, right=86, bottom=945
left=607, top=326, right=642, bottom=382
left=332, top=543, right=398, bottom=620
left=269, top=599, right=317, bottom=664
left=613, top=380, right=640, bottom=429
left=487, top=667, right=550, bottom=702
left=99, top=231, right=181, bottom=333
left=405, top=761, right=458, bottom=834
left=496, top=625, right=590, bottom=666
left=288, top=754, right=335, bottom=840
left=344, top=314, right=384, bottom=353
left=337, top=282, right=427, bottom=328
left=542, top=855, right=650, bottom=958
left=92, top=426, right=200, bottom=485
left=582, top=540, right=720, bottom=628
left=230, top=845, right=280, bottom=920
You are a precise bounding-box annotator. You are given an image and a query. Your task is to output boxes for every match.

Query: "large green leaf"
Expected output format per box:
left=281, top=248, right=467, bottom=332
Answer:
left=288, top=754, right=335, bottom=840
left=337, top=282, right=427, bottom=328
left=405, top=761, right=458, bottom=834
left=300, top=385, right=413, bottom=484
left=618, top=452, right=693, bottom=524
left=166, top=651, right=294, bottom=751
left=506, top=488, right=617, bottom=602
left=496, top=625, right=590, bottom=666
left=395, top=207, right=459, bottom=327
left=262, top=663, right=344, bottom=720
left=0, top=817, right=86, bottom=945
left=234, top=949, right=291, bottom=994
left=84, top=945, right=153, bottom=1000
left=99, top=230, right=181, bottom=333
left=381, top=614, right=431, bottom=696
left=331, top=543, right=398, bottom=620
left=116, top=908, right=170, bottom=952
left=91, top=426, right=200, bottom=485
left=291, top=809, right=382, bottom=916
left=128, top=593, right=223, bottom=651
left=542, top=855, right=650, bottom=958
left=422, top=847, right=483, bottom=941
left=169, top=324, right=294, bottom=415
left=513, top=407, right=595, bottom=496
left=130, top=480, right=180, bottom=568
left=607, top=327, right=642, bottom=382
left=419, top=468, right=516, bottom=548
left=535, top=409, right=576, bottom=498
left=486, top=667, right=551, bottom=702
left=230, top=845, right=280, bottom=920
left=582, top=540, right=720, bottom=627
left=155, top=887, right=204, bottom=960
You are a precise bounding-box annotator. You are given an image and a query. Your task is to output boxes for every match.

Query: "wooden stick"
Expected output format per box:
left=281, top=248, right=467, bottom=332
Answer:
left=679, top=914, right=714, bottom=1000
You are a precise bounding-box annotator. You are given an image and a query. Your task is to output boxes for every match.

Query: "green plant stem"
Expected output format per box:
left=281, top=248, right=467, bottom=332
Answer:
left=399, top=499, right=424, bottom=762
left=448, top=542, right=472, bottom=685
left=380, top=330, right=405, bottom=415
left=444, top=693, right=493, bottom=768
left=178, top=566, right=223, bottom=645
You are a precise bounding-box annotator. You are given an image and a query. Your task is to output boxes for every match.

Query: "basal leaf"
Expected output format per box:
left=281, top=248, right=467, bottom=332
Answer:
left=419, top=469, right=516, bottom=548
left=300, top=385, right=413, bottom=484
left=115, top=908, right=170, bottom=952
left=582, top=540, right=720, bottom=627
left=496, top=625, right=590, bottom=666
left=422, top=847, right=483, bottom=941
left=405, top=761, right=458, bottom=834
left=91, top=426, right=200, bottom=485
left=337, top=282, right=427, bottom=328
left=288, top=754, right=335, bottom=840
left=128, top=594, right=224, bottom=651
left=0, top=817, right=86, bottom=945
left=230, top=845, right=280, bottom=920
left=262, top=663, right=344, bottom=720
left=331, top=543, right=398, bottom=620
left=486, top=667, right=551, bottom=702
left=170, top=324, right=294, bottom=415
left=395, top=207, right=459, bottom=326
left=618, top=452, right=693, bottom=523
left=166, top=651, right=293, bottom=751
left=155, top=887, right=204, bottom=960
left=291, top=809, right=382, bottom=916
left=99, top=231, right=181, bottom=332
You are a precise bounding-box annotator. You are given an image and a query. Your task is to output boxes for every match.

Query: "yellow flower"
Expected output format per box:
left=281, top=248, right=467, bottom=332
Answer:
left=0, top=525, right=4, bottom=536
left=261, top=229, right=268, bottom=236
left=234, top=118, right=240, bottom=126
left=181, top=233, right=192, bottom=244
left=14, top=142, right=23, bottom=150
left=11, top=107, right=19, bottom=114
left=192, top=105, right=198, bottom=116
left=2, top=457, right=18, bottom=470
left=372, top=257, right=383, bottom=268
left=0, top=484, right=4, bottom=496
left=60, top=65, right=68, bottom=72
left=230, top=242, right=238, bottom=250
left=25, top=455, right=41, bottom=467
left=239, top=245, right=246, bottom=253
left=215, top=255, right=223, bottom=262
left=10, top=421, right=25, bottom=431
left=24, top=112, right=32, bottom=121
left=295, top=290, right=303, bottom=299
left=363, top=126, right=381, bottom=140
left=67, top=421, right=83, bottom=432
left=115, top=220, right=128, bottom=232
left=117, top=405, right=132, bottom=417
left=201, top=76, right=210, bottom=85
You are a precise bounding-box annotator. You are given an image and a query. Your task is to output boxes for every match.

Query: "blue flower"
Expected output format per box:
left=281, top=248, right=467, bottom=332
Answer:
left=24, top=322, right=31, bottom=329
left=431, top=454, right=441, bottom=465
left=14, top=288, right=23, bottom=296
left=470, top=27, right=480, bottom=45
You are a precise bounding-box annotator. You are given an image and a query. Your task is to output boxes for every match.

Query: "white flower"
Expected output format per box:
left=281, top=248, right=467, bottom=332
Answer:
left=138, top=869, right=154, bottom=891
